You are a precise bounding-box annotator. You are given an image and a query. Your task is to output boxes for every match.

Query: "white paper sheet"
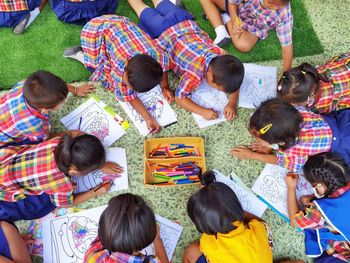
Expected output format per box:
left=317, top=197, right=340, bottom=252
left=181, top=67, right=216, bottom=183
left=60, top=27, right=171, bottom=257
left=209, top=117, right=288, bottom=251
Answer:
left=71, top=148, right=128, bottom=194
left=191, top=82, right=228, bottom=128
left=238, top=64, right=277, bottom=109
left=118, top=85, right=177, bottom=136
left=43, top=205, right=107, bottom=263
left=213, top=170, right=267, bottom=217
left=251, top=164, right=313, bottom=219
left=60, top=97, right=126, bottom=147
left=142, top=215, right=183, bottom=261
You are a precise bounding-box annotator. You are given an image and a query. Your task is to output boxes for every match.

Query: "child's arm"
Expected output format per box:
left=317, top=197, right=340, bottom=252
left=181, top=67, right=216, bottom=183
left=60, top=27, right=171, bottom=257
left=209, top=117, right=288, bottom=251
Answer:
left=281, top=44, right=293, bottom=72
left=67, top=84, right=94, bottom=97
left=129, top=97, right=161, bottom=133
left=160, top=72, right=174, bottom=104
left=231, top=146, right=278, bottom=164
left=285, top=175, right=300, bottom=227
left=175, top=97, right=219, bottom=120
left=153, top=225, right=170, bottom=263
left=228, top=2, right=243, bottom=36
left=224, top=90, right=239, bottom=121
left=72, top=182, right=112, bottom=206
left=244, top=211, right=265, bottom=222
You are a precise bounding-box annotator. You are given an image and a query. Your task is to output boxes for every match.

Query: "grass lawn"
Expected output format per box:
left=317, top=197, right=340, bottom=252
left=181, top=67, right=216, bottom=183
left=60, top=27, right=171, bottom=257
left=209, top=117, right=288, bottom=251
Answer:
left=0, top=0, right=323, bottom=89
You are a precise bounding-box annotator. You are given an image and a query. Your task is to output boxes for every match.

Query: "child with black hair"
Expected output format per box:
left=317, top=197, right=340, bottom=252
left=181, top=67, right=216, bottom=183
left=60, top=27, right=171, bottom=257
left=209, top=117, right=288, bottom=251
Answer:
left=200, top=0, right=293, bottom=71
left=128, top=0, right=244, bottom=121
left=231, top=98, right=350, bottom=174
left=183, top=178, right=273, bottom=263
left=0, top=70, right=93, bottom=148
left=84, top=193, right=169, bottom=263
left=64, top=15, right=172, bottom=133
left=0, top=132, right=123, bottom=222
left=278, top=52, right=350, bottom=113
left=286, top=152, right=350, bottom=262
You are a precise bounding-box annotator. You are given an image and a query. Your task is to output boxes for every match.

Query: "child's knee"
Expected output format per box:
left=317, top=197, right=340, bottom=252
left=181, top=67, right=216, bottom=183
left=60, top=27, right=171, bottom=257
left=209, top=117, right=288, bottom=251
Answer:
left=183, top=242, right=202, bottom=263
left=233, top=41, right=254, bottom=53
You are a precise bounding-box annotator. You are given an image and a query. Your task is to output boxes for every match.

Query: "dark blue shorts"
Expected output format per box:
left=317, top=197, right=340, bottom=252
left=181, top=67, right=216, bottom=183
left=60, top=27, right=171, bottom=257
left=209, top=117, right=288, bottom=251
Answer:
left=50, top=0, right=118, bottom=25
left=0, top=0, right=41, bottom=27
left=196, top=255, right=207, bottom=263
left=139, top=0, right=193, bottom=38
left=315, top=252, right=345, bottom=263
left=0, top=225, right=11, bottom=259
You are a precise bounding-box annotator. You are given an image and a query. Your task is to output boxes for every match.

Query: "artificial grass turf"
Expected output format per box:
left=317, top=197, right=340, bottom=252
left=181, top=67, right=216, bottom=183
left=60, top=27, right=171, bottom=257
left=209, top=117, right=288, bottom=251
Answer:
left=0, top=0, right=323, bottom=89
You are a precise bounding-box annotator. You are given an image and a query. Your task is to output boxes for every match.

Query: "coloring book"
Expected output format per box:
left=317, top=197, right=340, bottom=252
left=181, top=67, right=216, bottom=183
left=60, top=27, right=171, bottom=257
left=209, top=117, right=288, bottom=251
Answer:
left=71, top=148, right=128, bottom=194
left=118, top=85, right=177, bottom=136
left=191, top=83, right=228, bottom=128
left=238, top=64, right=277, bottom=109
left=60, top=96, right=126, bottom=147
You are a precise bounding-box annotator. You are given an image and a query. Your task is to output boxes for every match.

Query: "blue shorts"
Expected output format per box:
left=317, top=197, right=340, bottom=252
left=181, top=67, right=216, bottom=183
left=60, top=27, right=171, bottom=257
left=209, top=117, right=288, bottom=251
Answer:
left=50, top=0, right=118, bottom=25
left=196, top=255, right=207, bottom=263
left=139, top=0, right=193, bottom=38
left=0, top=194, right=56, bottom=223
left=315, top=252, right=345, bottom=263
left=0, top=225, right=11, bottom=260
left=0, top=0, right=41, bottom=27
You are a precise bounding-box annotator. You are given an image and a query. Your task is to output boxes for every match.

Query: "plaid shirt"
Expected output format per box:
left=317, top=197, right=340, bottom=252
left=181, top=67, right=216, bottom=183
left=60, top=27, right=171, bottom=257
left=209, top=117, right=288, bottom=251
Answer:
left=155, top=20, right=225, bottom=98
left=0, top=81, right=50, bottom=147
left=312, top=52, right=350, bottom=113
left=0, top=137, right=74, bottom=207
left=276, top=106, right=332, bottom=173
left=229, top=0, right=293, bottom=46
left=294, top=183, right=350, bottom=261
left=81, top=15, right=170, bottom=102
left=0, top=0, right=28, bottom=12
left=84, top=238, right=161, bottom=263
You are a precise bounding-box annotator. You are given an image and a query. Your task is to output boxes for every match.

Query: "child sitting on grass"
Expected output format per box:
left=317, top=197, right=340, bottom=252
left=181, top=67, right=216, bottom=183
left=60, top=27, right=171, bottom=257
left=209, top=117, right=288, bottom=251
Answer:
left=0, top=70, right=93, bottom=148
left=128, top=0, right=244, bottom=121
left=200, top=0, right=293, bottom=71
left=278, top=52, right=350, bottom=113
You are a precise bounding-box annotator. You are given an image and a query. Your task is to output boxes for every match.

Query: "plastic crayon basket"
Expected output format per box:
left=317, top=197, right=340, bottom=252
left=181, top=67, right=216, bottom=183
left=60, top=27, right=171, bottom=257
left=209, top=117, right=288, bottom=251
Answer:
left=144, top=137, right=206, bottom=187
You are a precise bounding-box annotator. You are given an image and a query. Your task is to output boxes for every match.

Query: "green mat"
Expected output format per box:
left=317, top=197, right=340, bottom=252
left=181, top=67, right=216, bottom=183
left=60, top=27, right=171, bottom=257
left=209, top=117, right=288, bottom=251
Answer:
left=0, top=0, right=323, bottom=89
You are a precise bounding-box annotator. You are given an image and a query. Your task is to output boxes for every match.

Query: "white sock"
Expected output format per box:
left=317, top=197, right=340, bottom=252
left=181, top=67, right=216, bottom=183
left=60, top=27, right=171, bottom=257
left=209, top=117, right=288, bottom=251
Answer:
left=214, top=25, right=230, bottom=45
left=25, top=7, right=40, bottom=29
left=74, top=51, right=85, bottom=64
left=221, top=13, right=231, bottom=25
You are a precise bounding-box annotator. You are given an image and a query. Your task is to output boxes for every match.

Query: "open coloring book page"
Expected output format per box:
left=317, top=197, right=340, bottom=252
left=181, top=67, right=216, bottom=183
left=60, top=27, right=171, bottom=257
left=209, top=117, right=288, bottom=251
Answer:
left=213, top=170, right=267, bottom=217
left=118, top=85, right=177, bottom=136
left=142, top=215, right=183, bottom=261
left=251, top=164, right=313, bottom=220
left=238, top=64, right=277, bottom=109
left=72, top=148, right=128, bottom=194
left=191, top=82, right=228, bottom=128
left=43, top=205, right=107, bottom=263
left=61, top=97, right=126, bottom=147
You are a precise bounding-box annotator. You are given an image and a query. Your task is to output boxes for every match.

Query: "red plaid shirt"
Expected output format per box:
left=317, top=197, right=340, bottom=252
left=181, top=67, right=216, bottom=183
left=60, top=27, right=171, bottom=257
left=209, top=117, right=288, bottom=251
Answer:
left=294, top=183, right=350, bottom=261
left=0, top=0, right=28, bottom=12
left=0, top=137, right=74, bottom=207
left=313, top=53, right=350, bottom=113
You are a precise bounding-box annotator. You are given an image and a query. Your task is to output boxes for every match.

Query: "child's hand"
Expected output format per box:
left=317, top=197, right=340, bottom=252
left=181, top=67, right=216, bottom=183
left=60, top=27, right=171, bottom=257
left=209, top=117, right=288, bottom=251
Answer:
left=162, top=88, right=174, bottom=104
left=300, top=194, right=315, bottom=206
left=250, top=142, right=273, bottom=154
left=100, top=161, right=124, bottom=174
left=92, top=181, right=112, bottom=196
left=146, top=118, right=161, bottom=133
left=230, top=146, right=255, bottom=159
left=202, top=109, right=219, bottom=120
left=231, top=17, right=243, bottom=36
left=74, top=83, right=95, bottom=96
left=224, top=104, right=236, bottom=121
left=285, top=173, right=299, bottom=190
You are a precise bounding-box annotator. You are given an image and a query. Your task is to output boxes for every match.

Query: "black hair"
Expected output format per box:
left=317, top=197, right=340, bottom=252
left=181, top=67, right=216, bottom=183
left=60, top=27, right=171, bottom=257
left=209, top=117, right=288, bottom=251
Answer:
left=54, top=133, right=106, bottom=175
left=249, top=98, right=303, bottom=150
left=277, top=63, right=329, bottom=104
left=187, top=182, right=244, bottom=235
left=209, top=55, right=244, bottom=94
left=23, top=70, right=68, bottom=109
left=199, top=170, right=217, bottom=186
left=98, top=194, right=157, bottom=257
left=304, top=152, right=350, bottom=196
left=126, top=54, right=163, bottom=93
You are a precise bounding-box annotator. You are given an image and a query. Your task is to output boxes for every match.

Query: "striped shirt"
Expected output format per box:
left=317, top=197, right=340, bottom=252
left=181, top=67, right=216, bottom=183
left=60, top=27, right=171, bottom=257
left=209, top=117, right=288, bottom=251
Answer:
left=0, top=81, right=50, bottom=147
left=155, top=20, right=225, bottom=98
left=0, top=137, right=74, bottom=207
left=0, top=0, right=28, bottom=12
left=81, top=15, right=170, bottom=102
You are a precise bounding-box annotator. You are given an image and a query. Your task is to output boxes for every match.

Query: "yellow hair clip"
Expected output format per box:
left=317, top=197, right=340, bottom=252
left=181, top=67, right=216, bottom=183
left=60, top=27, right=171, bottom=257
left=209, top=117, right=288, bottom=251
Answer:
left=260, top=123, right=272, bottom=134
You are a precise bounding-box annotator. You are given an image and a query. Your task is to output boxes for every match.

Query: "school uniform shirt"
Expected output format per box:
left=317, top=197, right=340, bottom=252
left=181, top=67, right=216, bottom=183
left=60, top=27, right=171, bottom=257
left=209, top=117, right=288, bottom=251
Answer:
left=84, top=237, right=161, bottom=263
left=294, top=183, right=350, bottom=261
left=155, top=20, right=225, bottom=98
left=199, top=220, right=273, bottom=263
left=0, top=80, right=50, bottom=147
left=276, top=106, right=332, bottom=173
left=81, top=15, right=170, bottom=102
left=0, top=137, right=74, bottom=207
left=228, top=0, right=293, bottom=46
left=312, top=52, right=350, bottom=113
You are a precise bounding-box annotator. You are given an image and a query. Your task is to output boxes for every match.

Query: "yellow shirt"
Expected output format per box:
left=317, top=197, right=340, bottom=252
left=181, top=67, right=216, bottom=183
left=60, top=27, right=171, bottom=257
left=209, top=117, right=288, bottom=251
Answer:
left=200, top=220, right=272, bottom=263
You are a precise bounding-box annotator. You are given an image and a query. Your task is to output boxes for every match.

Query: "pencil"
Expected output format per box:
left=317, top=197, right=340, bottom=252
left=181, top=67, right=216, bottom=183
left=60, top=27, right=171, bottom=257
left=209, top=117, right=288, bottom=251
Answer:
left=78, top=116, right=83, bottom=130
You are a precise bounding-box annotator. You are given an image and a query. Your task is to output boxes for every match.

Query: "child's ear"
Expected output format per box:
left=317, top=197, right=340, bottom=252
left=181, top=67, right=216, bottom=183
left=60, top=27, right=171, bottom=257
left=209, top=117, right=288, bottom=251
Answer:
left=40, top=108, right=50, bottom=115
left=68, top=165, right=80, bottom=176
left=206, top=67, right=214, bottom=83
